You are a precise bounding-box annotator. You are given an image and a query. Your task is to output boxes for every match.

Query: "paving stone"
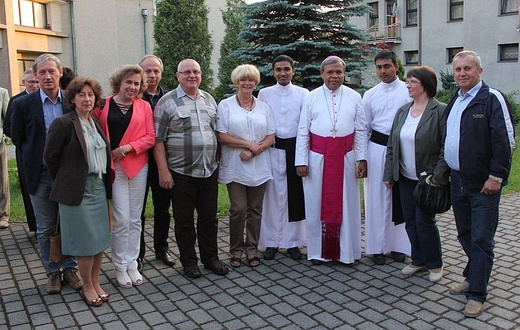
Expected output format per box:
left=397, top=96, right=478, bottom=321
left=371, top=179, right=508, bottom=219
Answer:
left=1, top=193, right=519, bottom=329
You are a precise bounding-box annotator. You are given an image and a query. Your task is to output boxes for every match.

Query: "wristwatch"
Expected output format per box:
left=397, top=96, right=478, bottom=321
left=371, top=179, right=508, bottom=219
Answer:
left=489, top=174, right=503, bottom=184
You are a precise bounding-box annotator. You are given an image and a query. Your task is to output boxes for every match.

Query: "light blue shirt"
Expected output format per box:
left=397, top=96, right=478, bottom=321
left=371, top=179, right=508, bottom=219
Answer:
left=40, top=89, right=63, bottom=135
left=445, top=81, right=482, bottom=171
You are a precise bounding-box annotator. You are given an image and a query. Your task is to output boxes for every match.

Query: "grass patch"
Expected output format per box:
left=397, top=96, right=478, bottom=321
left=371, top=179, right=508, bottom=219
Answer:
left=8, top=156, right=232, bottom=222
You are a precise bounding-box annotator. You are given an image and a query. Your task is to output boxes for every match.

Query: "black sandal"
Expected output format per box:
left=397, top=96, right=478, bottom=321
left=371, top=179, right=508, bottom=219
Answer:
left=247, top=256, right=260, bottom=267
left=230, top=257, right=241, bottom=268
left=204, top=260, right=229, bottom=275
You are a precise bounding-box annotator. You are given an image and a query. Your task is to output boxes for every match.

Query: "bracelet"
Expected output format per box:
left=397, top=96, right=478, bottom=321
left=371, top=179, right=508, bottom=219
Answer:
left=120, top=147, right=126, bottom=157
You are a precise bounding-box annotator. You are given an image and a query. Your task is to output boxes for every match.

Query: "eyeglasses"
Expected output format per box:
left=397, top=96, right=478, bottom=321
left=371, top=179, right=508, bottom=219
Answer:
left=406, top=79, right=421, bottom=85
left=178, top=70, right=201, bottom=76
left=25, top=80, right=39, bottom=85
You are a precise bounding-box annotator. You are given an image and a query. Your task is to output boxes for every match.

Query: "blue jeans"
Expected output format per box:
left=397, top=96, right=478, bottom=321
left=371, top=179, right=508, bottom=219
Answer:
left=399, top=175, right=443, bottom=270
left=30, top=169, right=78, bottom=275
left=451, top=171, right=500, bottom=303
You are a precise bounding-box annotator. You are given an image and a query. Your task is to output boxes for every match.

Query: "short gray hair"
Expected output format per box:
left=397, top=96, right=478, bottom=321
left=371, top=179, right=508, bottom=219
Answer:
left=453, top=50, right=482, bottom=69
left=33, top=53, right=62, bottom=73
left=321, top=56, right=345, bottom=71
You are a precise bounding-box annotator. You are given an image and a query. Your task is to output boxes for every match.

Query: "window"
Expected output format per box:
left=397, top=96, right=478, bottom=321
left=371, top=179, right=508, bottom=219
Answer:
left=386, top=1, right=397, bottom=25
left=447, top=47, right=464, bottom=63
left=450, top=0, right=463, bottom=21
left=368, top=2, right=379, bottom=28
left=406, top=0, right=418, bottom=26
left=499, top=43, right=519, bottom=62
left=13, top=0, right=47, bottom=29
left=405, top=51, right=419, bottom=65
left=501, top=0, right=518, bottom=14
left=17, top=52, right=38, bottom=89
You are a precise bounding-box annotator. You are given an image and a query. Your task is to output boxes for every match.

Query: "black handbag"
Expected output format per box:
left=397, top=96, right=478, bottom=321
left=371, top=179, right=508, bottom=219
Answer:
left=413, top=174, right=451, bottom=214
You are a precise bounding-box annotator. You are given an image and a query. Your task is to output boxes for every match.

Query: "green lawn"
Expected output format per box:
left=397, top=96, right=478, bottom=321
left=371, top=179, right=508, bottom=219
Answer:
left=7, top=127, right=519, bottom=221
left=7, top=158, right=231, bottom=221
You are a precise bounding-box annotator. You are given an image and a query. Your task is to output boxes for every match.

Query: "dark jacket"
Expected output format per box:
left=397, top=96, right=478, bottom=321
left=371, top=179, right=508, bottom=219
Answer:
left=10, top=90, right=69, bottom=194
left=4, top=90, right=28, bottom=138
left=44, top=111, right=112, bottom=206
left=445, top=81, right=515, bottom=188
left=384, top=98, right=449, bottom=185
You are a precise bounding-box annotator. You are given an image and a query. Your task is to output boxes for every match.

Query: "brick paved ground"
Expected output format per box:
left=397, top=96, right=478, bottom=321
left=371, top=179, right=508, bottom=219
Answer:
left=1, top=193, right=519, bottom=329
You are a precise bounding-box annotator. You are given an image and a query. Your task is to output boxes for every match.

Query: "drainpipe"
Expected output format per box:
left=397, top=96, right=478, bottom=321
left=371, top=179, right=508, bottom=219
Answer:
left=418, top=0, right=422, bottom=65
left=70, top=0, right=78, bottom=73
left=141, top=9, right=148, bottom=54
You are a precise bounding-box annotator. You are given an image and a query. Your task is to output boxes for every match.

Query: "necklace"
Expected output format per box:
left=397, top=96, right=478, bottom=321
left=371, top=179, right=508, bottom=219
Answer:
left=323, top=86, right=343, bottom=138
left=236, top=95, right=254, bottom=111
left=410, top=105, right=425, bottom=118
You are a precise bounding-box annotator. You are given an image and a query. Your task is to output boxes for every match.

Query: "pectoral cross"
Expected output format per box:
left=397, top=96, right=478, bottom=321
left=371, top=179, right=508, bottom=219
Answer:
left=330, top=127, right=337, bottom=138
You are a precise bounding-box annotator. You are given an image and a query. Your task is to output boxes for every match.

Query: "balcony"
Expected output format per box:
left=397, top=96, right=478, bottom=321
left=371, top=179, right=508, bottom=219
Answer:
left=366, top=23, right=402, bottom=43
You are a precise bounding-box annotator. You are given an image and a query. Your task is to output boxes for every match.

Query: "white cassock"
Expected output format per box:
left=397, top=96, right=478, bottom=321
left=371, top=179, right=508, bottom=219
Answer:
left=295, top=84, right=368, bottom=264
left=363, top=79, right=412, bottom=256
left=258, top=83, right=309, bottom=249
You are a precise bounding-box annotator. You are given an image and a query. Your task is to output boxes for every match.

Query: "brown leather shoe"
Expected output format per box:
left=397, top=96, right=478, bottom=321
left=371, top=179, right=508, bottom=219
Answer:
left=45, top=273, right=62, bottom=294
left=0, top=220, right=9, bottom=229
left=63, top=270, right=84, bottom=290
left=464, top=300, right=483, bottom=318
left=449, top=280, right=470, bottom=295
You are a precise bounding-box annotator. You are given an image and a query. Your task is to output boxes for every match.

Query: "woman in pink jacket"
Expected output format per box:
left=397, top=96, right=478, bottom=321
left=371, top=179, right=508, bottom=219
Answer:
left=94, top=65, right=155, bottom=288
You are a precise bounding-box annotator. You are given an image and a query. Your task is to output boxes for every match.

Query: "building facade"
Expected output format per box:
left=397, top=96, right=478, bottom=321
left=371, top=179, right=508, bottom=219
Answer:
left=1, top=0, right=156, bottom=96
left=349, top=0, right=520, bottom=95
left=0, top=0, right=229, bottom=96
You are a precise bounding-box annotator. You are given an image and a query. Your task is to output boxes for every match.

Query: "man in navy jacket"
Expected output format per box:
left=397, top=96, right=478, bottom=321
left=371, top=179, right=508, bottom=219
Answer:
left=444, top=50, right=515, bottom=318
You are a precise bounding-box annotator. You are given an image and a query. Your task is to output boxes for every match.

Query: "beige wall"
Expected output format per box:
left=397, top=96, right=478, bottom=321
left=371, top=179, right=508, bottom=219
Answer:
left=207, top=0, right=226, bottom=86
left=0, top=0, right=154, bottom=97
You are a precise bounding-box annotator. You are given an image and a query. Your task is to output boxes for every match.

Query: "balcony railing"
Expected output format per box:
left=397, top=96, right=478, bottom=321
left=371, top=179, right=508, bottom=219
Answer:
left=366, top=23, right=401, bottom=42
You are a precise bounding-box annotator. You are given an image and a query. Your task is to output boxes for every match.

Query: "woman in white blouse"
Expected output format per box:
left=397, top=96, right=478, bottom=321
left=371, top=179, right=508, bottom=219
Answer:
left=217, top=64, right=276, bottom=268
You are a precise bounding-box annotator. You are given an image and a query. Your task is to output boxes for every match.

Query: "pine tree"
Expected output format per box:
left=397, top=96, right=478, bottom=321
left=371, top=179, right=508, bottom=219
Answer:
left=154, top=0, right=214, bottom=91
left=235, top=0, right=372, bottom=90
left=214, top=0, right=247, bottom=102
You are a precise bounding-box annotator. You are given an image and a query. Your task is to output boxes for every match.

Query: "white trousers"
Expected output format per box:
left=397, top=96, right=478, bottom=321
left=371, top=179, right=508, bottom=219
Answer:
left=259, top=148, right=306, bottom=249
left=364, top=142, right=410, bottom=255
left=111, top=162, right=148, bottom=271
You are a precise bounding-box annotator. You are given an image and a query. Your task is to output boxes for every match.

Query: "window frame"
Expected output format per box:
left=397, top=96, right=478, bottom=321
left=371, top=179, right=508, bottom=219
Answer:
left=498, top=43, right=519, bottom=62
left=406, top=0, right=418, bottom=26
left=500, top=0, right=518, bottom=15
left=447, top=47, right=464, bottom=63
left=449, top=0, right=464, bottom=21
left=368, top=2, right=379, bottom=28
left=404, top=50, right=419, bottom=65
left=13, top=0, right=48, bottom=29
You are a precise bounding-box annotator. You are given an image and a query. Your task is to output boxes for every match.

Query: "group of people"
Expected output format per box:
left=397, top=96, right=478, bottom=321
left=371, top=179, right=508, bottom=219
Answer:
left=3, top=49, right=514, bottom=318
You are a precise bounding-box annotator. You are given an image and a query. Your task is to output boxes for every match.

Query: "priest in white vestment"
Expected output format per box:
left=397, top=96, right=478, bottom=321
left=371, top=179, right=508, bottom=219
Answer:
left=363, top=50, right=412, bottom=266
left=258, top=55, right=309, bottom=260
left=295, top=56, right=368, bottom=265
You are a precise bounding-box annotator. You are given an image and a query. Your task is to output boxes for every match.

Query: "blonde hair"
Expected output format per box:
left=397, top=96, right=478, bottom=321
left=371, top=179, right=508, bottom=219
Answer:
left=230, top=64, right=260, bottom=86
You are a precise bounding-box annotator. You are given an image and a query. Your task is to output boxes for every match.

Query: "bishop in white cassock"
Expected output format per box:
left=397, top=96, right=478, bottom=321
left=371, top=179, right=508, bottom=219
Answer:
left=295, top=56, right=368, bottom=264
left=362, top=50, right=412, bottom=265
left=258, top=56, right=309, bottom=258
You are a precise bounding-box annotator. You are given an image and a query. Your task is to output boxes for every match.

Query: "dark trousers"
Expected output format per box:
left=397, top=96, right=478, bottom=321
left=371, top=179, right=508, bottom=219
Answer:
left=171, top=170, right=219, bottom=268
left=139, top=157, right=172, bottom=259
left=451, top=171, right=500, bottom=303
left=399, top=175, right=443, bottom=270
left=16, top=147, right=36, bottom=231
